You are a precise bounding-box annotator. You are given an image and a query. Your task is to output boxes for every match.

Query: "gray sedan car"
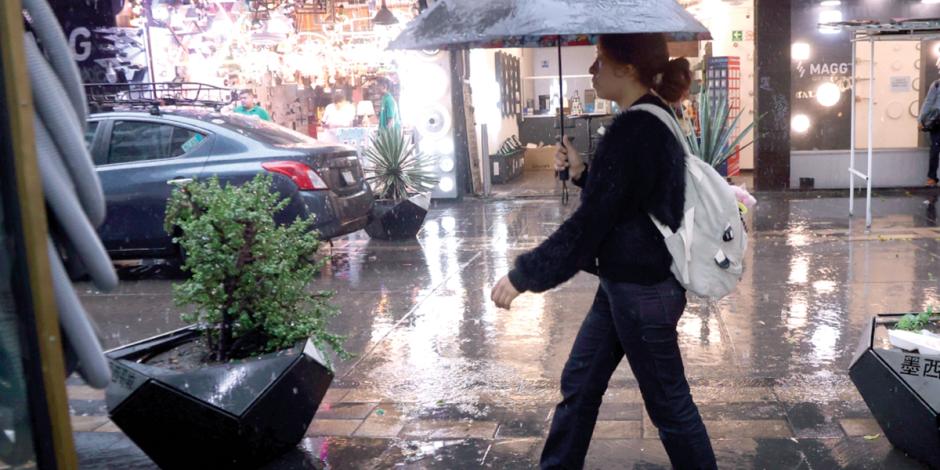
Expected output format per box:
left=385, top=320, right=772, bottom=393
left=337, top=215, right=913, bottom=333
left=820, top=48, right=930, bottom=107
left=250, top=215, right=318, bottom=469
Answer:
left=84, top=108, right=374, bottom=260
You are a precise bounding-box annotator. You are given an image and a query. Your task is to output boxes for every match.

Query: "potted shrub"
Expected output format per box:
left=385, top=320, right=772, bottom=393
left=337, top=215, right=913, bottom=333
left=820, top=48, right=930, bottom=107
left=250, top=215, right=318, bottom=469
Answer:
left=849, top=308, right=940, bottom=468
left=684, top=90, right=758, bottom=177
left=104, top=175, right=349, bottom=469
left=363, top=128, right=440, bottom=240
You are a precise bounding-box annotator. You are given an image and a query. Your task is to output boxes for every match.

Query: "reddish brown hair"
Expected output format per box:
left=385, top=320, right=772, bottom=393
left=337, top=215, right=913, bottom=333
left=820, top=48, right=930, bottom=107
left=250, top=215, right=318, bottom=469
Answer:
left=598, top=33, right=692, bottom=103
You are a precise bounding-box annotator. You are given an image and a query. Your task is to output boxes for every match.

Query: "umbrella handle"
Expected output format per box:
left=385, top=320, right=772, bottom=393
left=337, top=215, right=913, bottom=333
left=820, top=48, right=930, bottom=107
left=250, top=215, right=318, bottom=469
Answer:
left=557, top=41, right=569, bottom=182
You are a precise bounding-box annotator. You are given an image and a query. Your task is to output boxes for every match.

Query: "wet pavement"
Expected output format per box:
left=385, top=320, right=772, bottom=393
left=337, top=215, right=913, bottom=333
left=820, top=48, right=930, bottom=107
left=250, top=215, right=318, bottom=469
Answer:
left=66, top=189, right=940, bottom=469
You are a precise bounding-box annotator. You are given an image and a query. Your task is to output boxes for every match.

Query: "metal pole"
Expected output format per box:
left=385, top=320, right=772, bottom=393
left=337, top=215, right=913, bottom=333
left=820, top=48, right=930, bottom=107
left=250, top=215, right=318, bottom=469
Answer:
left=557, top=40, right=568, bottom=204
left=481, top=124, right=491, bottom=197
left=143, top=0, right=157, bottom=99
left=866, top=38, right=874, bottom=229
left=849, top=38, right=856, bottom=216
left=558, top=41, right=565, bottom=142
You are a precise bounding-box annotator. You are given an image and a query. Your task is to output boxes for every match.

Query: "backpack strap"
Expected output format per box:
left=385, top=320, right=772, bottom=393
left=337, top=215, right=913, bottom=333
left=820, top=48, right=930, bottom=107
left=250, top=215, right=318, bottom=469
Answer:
left=630, top=104, right=691, bottom=155
left=630, top=103, right=696, bottom=285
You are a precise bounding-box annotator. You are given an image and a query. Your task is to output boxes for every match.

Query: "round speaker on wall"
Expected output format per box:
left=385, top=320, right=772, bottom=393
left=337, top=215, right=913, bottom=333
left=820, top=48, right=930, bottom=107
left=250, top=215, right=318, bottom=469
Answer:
left=420, top=49, right=442, bottom=60
left=915, top=59, right=921, bottom=70
left=886, top=101, right=904, bottom=120
left=418, top=104, right=452, bottom=138
left=909, top=100, right=920, bottom=118
left=913, top=77, right=921, bottom=91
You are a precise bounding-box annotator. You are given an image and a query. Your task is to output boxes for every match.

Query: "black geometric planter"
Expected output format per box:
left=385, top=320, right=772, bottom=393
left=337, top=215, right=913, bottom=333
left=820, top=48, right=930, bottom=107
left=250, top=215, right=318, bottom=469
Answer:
left=849, top=313, right=940, bottom=469
left=491, top=149, right=525, bottom=184
left=105, top=326, right=333, bottom=469
left=364, top=193, right=430, bottom=240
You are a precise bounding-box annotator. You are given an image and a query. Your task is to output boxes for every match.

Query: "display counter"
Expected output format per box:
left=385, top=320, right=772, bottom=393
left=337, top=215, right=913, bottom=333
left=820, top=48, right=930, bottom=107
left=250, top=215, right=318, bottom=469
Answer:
left=519, top=113, right=613, bottom=160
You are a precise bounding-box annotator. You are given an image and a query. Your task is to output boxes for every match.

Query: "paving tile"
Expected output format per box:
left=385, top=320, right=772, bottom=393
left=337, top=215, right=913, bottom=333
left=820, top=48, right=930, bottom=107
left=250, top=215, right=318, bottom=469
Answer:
left=603, top=387, right=642, bottom=403
left=642, top=416, right=792, bottom=439
left=584, top=438, right=671, bottom=468
left=306, top=419, right=362, bottom=437
left=315, top=402, right=377, bottom=420
left=400, top=420, right=499, bottom=440
left=705, top=420, right=793, bottom=439
left=598, top=402, right=643, bottom=420
left=593, top=420, right=642, bottom=439
left=70, top=415, right=110, bottom=432
left=341, top=389, right=390, bottom=403
left=68, top=399, right=108, bottom=416
left=784, top=401, right=851, bottom=439
left=483, top=438, right=542, bottom=468
left=67, top=385, right=106, bottom=401
left=353, top=403, right=410, bottom=438
left=690, top=386, right=776, bottom=404
left=94, top=420, right=122, bottom=433
left=354, top=419, right=406, bottom=438
left=839, top=418, right=883, bottom=437
left=322, top=388, right=352, bottom=403
left=490, top=406, right=553, bottom=438
left=697, top=402, right=787, bottom=421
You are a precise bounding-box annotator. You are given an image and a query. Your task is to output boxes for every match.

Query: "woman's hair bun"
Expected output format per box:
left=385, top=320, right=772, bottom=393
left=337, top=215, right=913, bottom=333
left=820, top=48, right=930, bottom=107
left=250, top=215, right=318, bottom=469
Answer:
left=656, top=57, right=692, bottom=103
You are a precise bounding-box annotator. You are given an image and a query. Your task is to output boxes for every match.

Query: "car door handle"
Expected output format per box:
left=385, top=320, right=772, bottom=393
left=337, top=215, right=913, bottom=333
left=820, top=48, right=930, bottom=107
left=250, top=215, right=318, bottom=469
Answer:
left=166, top=178, right=193, bottom=186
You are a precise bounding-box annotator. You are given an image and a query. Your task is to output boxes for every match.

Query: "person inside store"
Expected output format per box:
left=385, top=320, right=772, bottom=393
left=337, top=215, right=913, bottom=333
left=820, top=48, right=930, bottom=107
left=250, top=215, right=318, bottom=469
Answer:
left=490, top=33, right=718, bottom=470
left=234, top=90, right=271, bottom=122
left=321, top=89, right=356, bottom=129
left=377, top=77, right=400, bottom=131
left=919, top=77, right=940, bottom=188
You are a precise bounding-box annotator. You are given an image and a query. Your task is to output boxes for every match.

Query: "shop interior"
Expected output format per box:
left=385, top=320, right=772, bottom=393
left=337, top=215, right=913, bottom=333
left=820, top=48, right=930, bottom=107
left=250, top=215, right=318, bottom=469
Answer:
left=479, top=0, right=759, bottom=199
left=85, top=0, right=940, bottom=199
left=84, top=0, right=766, bottom=200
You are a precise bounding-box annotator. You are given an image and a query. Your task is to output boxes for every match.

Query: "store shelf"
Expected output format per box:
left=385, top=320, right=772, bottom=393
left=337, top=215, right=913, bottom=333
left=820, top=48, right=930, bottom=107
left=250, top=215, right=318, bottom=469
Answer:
left=524, top=75, right=593, bottom=80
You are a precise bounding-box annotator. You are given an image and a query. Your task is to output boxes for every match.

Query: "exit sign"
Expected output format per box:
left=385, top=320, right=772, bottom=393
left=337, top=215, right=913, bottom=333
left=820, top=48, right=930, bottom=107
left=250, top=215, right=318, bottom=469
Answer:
left=732, top=30, right=743, bottom=41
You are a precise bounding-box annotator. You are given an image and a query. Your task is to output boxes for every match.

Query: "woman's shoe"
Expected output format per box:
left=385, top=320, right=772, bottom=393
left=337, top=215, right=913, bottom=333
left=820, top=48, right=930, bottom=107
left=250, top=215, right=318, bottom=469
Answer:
left=928, top=178, right=939, bottom=188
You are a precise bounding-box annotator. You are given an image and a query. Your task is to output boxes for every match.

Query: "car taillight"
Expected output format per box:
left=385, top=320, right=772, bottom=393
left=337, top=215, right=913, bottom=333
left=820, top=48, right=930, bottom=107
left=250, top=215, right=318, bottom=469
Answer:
left=262, top=161, right=329, bottom=191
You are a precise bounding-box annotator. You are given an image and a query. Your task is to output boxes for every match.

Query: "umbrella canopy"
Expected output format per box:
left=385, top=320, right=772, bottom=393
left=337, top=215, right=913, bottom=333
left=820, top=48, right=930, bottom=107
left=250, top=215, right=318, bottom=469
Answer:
left=388, top=0, right=711, bottom=51
left=387, top=0, right=710, bottom=203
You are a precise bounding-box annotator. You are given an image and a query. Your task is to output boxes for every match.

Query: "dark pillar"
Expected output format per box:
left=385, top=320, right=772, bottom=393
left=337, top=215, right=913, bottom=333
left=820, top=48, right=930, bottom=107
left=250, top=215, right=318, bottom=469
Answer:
left=754, top=0, right=791, bottom=190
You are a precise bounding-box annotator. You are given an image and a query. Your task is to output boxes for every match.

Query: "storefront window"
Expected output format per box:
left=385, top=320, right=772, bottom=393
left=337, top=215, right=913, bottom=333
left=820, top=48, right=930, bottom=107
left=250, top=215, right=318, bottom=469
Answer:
left=0, top=189, right=37, bottom=467
left=791, top=0, right=940, bottom=151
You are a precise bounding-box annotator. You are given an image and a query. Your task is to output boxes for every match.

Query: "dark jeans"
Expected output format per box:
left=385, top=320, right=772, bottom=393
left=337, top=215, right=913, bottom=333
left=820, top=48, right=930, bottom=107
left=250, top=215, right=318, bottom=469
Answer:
left=929, top=130, right=940, bottom=181
left=540, top=277, right=717, bottom=470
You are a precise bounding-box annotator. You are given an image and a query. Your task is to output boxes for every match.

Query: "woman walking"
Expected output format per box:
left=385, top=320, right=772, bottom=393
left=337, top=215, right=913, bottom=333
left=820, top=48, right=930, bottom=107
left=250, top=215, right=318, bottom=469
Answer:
left=491, top=33, right=717, bottom=470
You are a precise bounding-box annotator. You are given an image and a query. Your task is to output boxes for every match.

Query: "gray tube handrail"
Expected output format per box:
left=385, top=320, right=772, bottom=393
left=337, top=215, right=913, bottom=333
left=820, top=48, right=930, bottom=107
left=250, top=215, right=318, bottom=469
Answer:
left=22, top=0, right=115, bottom=389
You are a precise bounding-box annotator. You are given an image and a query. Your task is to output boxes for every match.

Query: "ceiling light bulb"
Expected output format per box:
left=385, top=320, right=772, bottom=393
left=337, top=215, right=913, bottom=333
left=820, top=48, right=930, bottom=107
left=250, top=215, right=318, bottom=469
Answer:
left=816, top=82, right=841, bottom=107
left=792, top=114, right=811, bottom=133
left=792, top=42, right=811, bottom=61
left=439, top=177, right=455, bottom=192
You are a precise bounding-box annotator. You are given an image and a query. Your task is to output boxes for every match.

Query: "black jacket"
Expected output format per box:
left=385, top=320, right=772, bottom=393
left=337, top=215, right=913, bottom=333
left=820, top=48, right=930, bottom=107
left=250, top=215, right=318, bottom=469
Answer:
left=508, top=94, right=686, bottom=293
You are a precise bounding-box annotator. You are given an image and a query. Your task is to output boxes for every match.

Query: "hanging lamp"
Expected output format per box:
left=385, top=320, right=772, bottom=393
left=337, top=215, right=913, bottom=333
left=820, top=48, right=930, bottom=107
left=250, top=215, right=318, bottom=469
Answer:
left=372, top=0, right=398, bottom=25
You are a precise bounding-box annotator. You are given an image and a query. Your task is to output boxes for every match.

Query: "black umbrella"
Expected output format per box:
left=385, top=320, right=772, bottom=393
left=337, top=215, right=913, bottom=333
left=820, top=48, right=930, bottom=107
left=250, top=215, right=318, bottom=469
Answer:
left=388, top=0, right=711, bottom=203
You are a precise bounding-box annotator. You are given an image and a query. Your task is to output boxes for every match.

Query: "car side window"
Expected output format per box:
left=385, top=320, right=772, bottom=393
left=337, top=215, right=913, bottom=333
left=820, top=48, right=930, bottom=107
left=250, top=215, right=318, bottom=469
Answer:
left=84, top=121, right=99, bottom=151
left=107, top=121, right=205, bottom=165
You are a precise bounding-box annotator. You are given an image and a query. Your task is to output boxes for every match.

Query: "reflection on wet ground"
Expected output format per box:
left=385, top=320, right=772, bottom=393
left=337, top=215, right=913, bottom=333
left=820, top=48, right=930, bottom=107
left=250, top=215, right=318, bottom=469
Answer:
left=71, top=189, right=940, bottom=468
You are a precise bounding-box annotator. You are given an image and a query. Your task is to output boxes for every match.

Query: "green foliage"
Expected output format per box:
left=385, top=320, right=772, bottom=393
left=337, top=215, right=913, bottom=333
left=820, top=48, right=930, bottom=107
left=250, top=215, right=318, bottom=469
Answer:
left=895, top=306, right=935, bottom=332
left=364, top=128, right=439, bottom=202
left=684, top=90, right=760, bottom=169
left=164, top=174, right=348, bottom=362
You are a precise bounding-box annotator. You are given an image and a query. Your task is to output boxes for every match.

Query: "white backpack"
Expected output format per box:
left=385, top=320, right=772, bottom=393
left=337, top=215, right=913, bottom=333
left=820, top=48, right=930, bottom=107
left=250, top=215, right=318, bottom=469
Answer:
left=630, top=104, right=747, bottom=300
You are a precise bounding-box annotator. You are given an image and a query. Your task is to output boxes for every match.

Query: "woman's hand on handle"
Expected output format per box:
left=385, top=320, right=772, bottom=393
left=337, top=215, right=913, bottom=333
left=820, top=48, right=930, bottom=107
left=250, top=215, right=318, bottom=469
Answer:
left=554, top=136, right=585, bottom=181
left=491, top=275, right=521, bottom=310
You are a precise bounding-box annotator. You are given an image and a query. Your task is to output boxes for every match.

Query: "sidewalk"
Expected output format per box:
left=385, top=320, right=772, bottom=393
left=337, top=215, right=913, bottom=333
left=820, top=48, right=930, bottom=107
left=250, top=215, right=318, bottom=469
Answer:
left=66, top=189, right=939, bottom=469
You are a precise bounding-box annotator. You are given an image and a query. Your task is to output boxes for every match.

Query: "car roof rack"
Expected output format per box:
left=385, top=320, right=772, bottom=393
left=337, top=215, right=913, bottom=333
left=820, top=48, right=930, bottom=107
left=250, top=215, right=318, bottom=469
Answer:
left=84, top=82, right=236, bottom=115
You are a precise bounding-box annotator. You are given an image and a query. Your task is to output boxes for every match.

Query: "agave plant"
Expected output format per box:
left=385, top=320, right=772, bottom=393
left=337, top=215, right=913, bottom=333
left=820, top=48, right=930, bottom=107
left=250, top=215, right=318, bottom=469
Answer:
left=364, top=128, right=440, bottom=202
left=684, top=90, right=759, bottom=169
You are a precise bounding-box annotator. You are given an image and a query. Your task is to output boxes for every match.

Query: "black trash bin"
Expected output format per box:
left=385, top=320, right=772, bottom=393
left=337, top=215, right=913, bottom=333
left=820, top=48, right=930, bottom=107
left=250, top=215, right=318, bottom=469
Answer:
left=849, top=313, right=940, bottom=469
